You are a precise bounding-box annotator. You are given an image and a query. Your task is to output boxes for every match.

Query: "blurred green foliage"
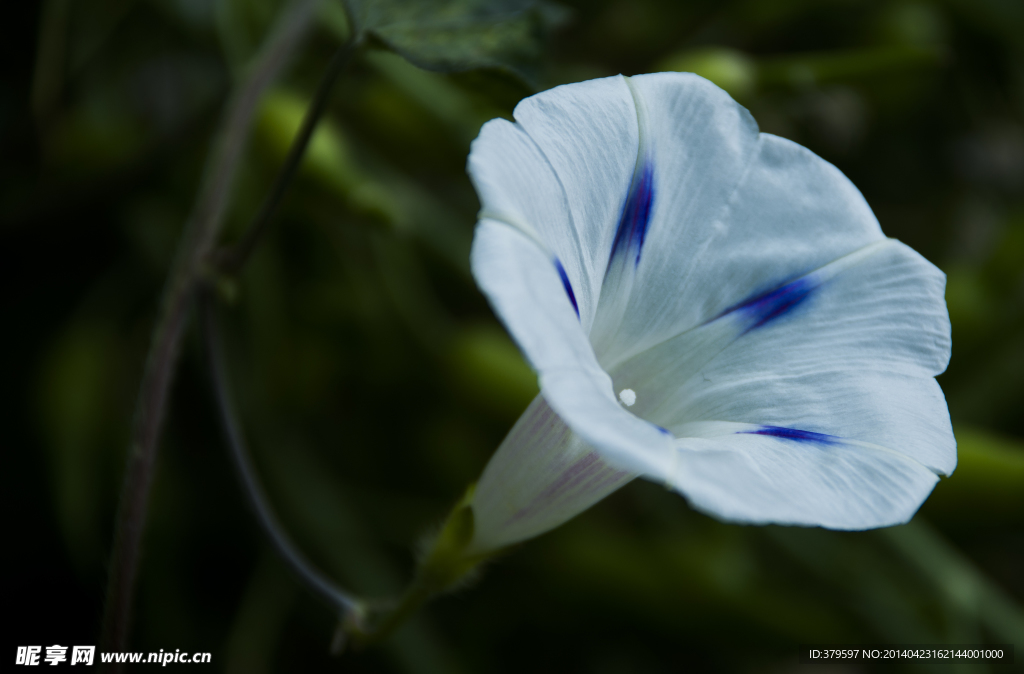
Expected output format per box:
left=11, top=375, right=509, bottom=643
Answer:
left=343, top=0, right=569, bottom=82
left=3, top=0, right=1024, bottom=671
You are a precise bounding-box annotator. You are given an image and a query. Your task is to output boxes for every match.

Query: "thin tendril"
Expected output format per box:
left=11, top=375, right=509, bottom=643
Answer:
left=199, top=289, right=365, bottom=621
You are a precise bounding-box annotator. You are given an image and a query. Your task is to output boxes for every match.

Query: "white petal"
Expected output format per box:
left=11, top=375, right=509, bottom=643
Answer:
left=468, top=76, right=639, bottom=329
left=668, top=422, right=939, bottom=529
left=470, top=218, right=676, bottom=477
left=612, top=238, right=955, bottom=479
left=468, top=396, right=634, bottom=554
left=467, top=119, right=566, bottom=251
left=596, top=79, right=885, bottom=366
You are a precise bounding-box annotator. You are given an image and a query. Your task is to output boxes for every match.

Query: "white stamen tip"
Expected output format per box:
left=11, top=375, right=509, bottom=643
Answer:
left=618, top=388, right=636, bottom=407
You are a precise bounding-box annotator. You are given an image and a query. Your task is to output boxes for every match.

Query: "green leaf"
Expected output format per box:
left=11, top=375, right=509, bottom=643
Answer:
left=342, top=0, right=568, bottom=82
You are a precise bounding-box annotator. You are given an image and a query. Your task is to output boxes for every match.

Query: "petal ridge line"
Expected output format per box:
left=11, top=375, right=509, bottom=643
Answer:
left=609, top=238, right=898, bottom=375
left=663, top=133, right=765, bottom=323
left=673, top=420, right=939, bottom=474
left=478, top=211, right=551, bottom=254
left=510, top=117, right=590, bottom=299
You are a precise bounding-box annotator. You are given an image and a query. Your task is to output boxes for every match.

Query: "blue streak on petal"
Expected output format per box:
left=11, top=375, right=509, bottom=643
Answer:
left=609, top=158, right=655, bottom=268
left=554, top=257, right=580, bottom=319
left=723, top=276, right=816, bottom=333
left=739, top=425, right=841, bottom=447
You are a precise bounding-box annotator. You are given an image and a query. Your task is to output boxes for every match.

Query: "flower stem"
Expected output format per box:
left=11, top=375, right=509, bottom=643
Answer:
left=354, top=580, right=436, bottom=647
left=98, top=0, right=320, bottom=665
left=216, top=33, right=364, bottom=274
left=200, top=290, right=365, bottom=619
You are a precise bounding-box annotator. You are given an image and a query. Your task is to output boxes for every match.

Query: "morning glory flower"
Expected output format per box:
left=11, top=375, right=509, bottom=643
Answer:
left=462, top=73, right=955, bottom=555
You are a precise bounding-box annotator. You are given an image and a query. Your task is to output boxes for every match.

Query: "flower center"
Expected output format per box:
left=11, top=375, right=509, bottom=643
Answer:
left=618, top=388, right=637, bottom=407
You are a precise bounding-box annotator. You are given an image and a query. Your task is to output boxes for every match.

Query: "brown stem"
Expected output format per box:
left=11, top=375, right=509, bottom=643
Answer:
left=98, top=0, right=320, bottom=666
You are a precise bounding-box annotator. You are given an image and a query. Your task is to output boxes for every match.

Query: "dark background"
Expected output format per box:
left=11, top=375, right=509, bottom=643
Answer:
left=3, top=0, right=1023, bottom=671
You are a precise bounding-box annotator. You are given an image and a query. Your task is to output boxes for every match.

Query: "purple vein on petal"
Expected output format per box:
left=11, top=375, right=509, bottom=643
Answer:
left=739, top=425, right=841, bottom=447
left=719, top=275, right=817, bottom=334
left=554, top=257, right=580, bottom=318
left=504, top=452, right=629, bottom=527
left=608, top=158, right=655, bottom=269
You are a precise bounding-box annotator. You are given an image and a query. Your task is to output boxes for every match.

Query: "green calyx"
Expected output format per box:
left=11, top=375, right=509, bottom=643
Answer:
left=351, top=483, right=498, bottom=646
left=417, top=483, right=494, bottom=591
